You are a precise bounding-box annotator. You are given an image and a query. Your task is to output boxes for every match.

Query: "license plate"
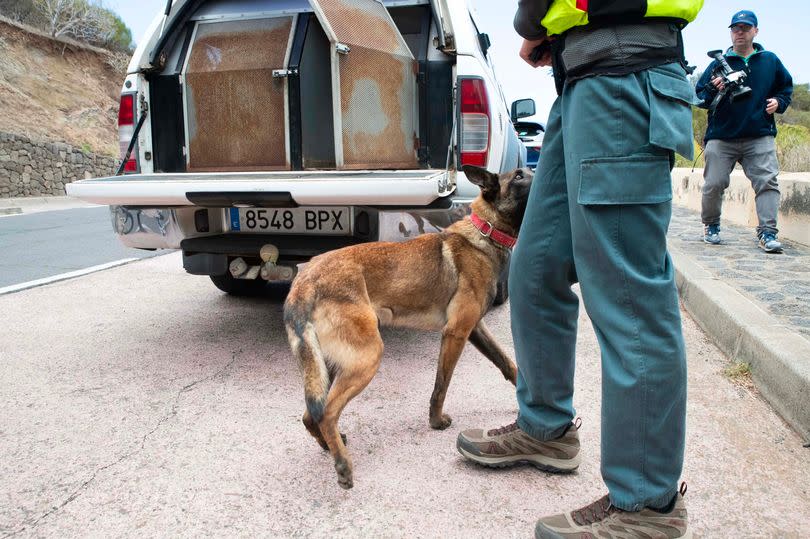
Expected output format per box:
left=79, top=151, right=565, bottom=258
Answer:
left=229, top=207, right=352, bottom=235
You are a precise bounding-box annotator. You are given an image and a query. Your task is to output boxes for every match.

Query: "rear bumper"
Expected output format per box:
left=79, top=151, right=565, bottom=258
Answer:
left=73, top=169, right=465, bottom=258
left=108, top=199, right=471, bottom=254
left=70, top=170, right=473, bottom=271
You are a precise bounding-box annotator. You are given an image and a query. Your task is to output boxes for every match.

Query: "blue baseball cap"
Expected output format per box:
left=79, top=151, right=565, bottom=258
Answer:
left=729, top=10, right=758, bottom=28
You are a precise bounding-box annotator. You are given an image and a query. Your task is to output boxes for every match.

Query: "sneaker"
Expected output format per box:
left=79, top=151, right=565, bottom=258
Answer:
left=758, top=232, right=783, bottom=253
left=456, top=420, right=581, bottom=473
left=703, top=224, right=721, bottom=245
left=534, top=484, right=691, bottom=539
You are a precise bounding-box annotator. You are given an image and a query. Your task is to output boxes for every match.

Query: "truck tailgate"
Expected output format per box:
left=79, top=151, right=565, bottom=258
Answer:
left=66, top=170, right=453, bottom=206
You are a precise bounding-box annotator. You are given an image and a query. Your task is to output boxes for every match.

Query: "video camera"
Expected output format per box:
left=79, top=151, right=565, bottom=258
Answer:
left=706, top=49, right=752, bottom=112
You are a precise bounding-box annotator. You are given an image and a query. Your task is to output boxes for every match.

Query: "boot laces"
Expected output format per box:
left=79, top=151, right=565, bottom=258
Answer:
left=487, top=422, right=520, bottom=436
left=571, top=495, right=620, bottom=526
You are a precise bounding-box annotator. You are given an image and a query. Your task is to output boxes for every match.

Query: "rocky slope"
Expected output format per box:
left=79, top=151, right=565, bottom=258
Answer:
left=0, top=16, right=123, bottom=157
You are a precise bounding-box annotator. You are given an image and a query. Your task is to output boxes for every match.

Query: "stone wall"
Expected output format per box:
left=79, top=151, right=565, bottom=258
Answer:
left=0, top=132, right=117, bottom=198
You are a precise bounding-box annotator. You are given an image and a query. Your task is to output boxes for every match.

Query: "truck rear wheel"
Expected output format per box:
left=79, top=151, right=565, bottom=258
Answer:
left=493, top=258, right=510, bottom=306
left=210, top=273, right=268, bottom=296
left=493, top=274, right=509, bottom=305
left=209, top=274, right=291, bottom=301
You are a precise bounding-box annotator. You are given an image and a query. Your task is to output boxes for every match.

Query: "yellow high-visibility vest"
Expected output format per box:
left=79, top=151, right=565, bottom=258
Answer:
left=542, top=0, right=704, bottom=36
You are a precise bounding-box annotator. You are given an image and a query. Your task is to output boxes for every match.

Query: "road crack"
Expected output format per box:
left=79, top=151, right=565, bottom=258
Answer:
left=3, top=350, right=241, bottom=538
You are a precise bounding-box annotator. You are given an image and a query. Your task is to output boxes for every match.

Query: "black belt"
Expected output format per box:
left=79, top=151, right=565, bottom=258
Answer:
left=550, top=22, right=689, bottom=95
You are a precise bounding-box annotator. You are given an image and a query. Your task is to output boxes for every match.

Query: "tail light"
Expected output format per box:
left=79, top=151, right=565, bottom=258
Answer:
left=118, top=93, right=138, bottom=173
left=459, top=78, right=490, bottom=167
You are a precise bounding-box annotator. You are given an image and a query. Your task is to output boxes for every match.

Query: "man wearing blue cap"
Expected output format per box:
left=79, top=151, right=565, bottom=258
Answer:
left=696, top=10, right=793, bottom=252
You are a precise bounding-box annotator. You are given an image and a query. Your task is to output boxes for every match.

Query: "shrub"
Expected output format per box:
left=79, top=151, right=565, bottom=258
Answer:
left=781, top=144, right=810, bottom=172
left=777, top=123, right=810, bottom=172
left=674, top=139, right=705, bottom=169
left=0, top=0, right=132, bottom=51
left=105, top=51, right=129, bottom=74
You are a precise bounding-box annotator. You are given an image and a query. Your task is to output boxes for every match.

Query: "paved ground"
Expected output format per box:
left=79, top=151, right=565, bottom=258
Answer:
left=669, top=205, right=810, bottom=342
left=1, top=253, right=809, bottom=538
left=0, top=206, right=162, bottom=289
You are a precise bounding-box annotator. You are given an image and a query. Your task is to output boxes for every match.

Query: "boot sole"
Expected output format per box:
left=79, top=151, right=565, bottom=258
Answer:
left=457, top=445, right=580, bottom=473
left=535, top=524, right=692, bottom=539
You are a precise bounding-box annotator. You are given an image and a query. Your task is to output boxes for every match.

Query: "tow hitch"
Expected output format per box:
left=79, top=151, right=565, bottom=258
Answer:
left=228, top=244, right=296, bottom=282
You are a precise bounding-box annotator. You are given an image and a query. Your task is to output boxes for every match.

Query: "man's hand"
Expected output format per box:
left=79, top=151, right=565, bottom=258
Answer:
left=519, top=37, right=553, bottom=68
left=765, top=98, right=779, bottom=115
left=711, top=76, right=726, bottom=92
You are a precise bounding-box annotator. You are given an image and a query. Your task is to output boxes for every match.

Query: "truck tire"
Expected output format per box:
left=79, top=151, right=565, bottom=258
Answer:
left=210, top=274, right=292, bottom=301
left=492, top=256, right=511, bottom=306
left=493, top=274, right=509, bottom=305
left=210, top=273, right=268, bottom=296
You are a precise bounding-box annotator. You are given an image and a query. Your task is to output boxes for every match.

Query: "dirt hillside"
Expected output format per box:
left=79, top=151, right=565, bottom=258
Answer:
left=0, top=17, right=123, bottom=157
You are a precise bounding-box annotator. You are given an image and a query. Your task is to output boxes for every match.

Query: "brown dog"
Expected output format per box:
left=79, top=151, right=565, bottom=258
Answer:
left=283, top=165, right=533, bottom=489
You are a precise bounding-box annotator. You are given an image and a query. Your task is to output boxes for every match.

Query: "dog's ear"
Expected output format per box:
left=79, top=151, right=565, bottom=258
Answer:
left=462, top=165, right=499, bottom=200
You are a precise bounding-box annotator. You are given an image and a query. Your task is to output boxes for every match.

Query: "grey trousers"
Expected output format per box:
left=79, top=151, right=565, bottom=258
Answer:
left=701, top=136, right=780, bottom=237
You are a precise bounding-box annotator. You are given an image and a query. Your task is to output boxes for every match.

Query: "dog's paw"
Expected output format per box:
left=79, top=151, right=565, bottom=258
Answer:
left=335, top=458, right=353, bottom=489
left=429, top=414, right=453, bottom=430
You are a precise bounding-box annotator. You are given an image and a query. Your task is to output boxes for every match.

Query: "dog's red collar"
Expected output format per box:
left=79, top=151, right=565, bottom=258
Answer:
left=470, top=213, right=517, bottom=249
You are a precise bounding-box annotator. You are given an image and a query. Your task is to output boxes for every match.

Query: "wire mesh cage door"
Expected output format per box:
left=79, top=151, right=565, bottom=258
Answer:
left=308, top=0, right=419, bottom=169
left=182, top=17, right=296, bottom=172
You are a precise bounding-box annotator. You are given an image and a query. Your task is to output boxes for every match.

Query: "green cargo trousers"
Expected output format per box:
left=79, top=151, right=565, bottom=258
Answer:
left=510, top=62, right=696, bottom=511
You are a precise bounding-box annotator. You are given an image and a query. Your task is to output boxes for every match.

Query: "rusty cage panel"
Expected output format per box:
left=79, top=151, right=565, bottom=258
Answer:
left=183, top=17, right=295, bottom=172
left=308, top=0, right=419, bottom=169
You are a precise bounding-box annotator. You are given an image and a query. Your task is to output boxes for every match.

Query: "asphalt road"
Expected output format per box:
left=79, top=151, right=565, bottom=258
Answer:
left=1, top=252, right=808, bottom=537
left=0, top=206, right=163, bottom=290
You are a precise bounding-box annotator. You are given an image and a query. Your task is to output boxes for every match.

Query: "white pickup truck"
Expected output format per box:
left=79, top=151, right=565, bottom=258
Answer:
left=67, top=0, right=533, bottom=302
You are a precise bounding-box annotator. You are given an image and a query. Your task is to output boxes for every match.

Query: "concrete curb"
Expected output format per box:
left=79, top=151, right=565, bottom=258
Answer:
left=0, top=196, right=99, bottom=215
left=671, top=247, right=810, bottom=443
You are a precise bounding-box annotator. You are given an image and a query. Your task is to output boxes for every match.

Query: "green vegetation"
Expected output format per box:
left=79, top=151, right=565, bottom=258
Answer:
left=0, top=0, right=133, bottom=52
left=677, top=82, right=810, bottom=172
left=103, top=12, right=132, bottom=52
left=722, top=361, right=755, bottom=391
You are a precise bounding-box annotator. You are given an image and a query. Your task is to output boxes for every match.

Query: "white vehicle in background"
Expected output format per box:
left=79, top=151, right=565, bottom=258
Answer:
left=67, top=0, right=533, bottom=303
left=515, top=121, right=544, bottom=169
left=509, top=92, right=544, bottom=169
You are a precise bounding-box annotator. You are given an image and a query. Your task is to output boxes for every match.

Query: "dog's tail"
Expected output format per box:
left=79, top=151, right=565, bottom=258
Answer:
left=284, top=296, right=329, bottom=423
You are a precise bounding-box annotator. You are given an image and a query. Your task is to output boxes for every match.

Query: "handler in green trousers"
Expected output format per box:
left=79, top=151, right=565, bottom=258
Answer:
left=456, top=1, right=703, bottom=537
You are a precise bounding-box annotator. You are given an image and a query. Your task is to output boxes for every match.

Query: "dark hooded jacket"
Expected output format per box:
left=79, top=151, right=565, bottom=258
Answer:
left=696, top=43, right=793, bottom=141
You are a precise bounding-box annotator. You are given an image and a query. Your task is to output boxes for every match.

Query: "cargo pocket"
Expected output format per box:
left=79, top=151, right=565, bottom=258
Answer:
left=577, top=155, right=672, bottom=205
left=647, top=68, right=699, bottom=160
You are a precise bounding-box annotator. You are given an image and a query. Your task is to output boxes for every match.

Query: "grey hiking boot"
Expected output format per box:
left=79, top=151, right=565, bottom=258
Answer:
left=703, top=224, right=721, bottom=245
left=758, top=232, right=783, bottom=253
left=456, top=420, right=581, bottom=473
left=534, top=484, right=691, bottom=539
